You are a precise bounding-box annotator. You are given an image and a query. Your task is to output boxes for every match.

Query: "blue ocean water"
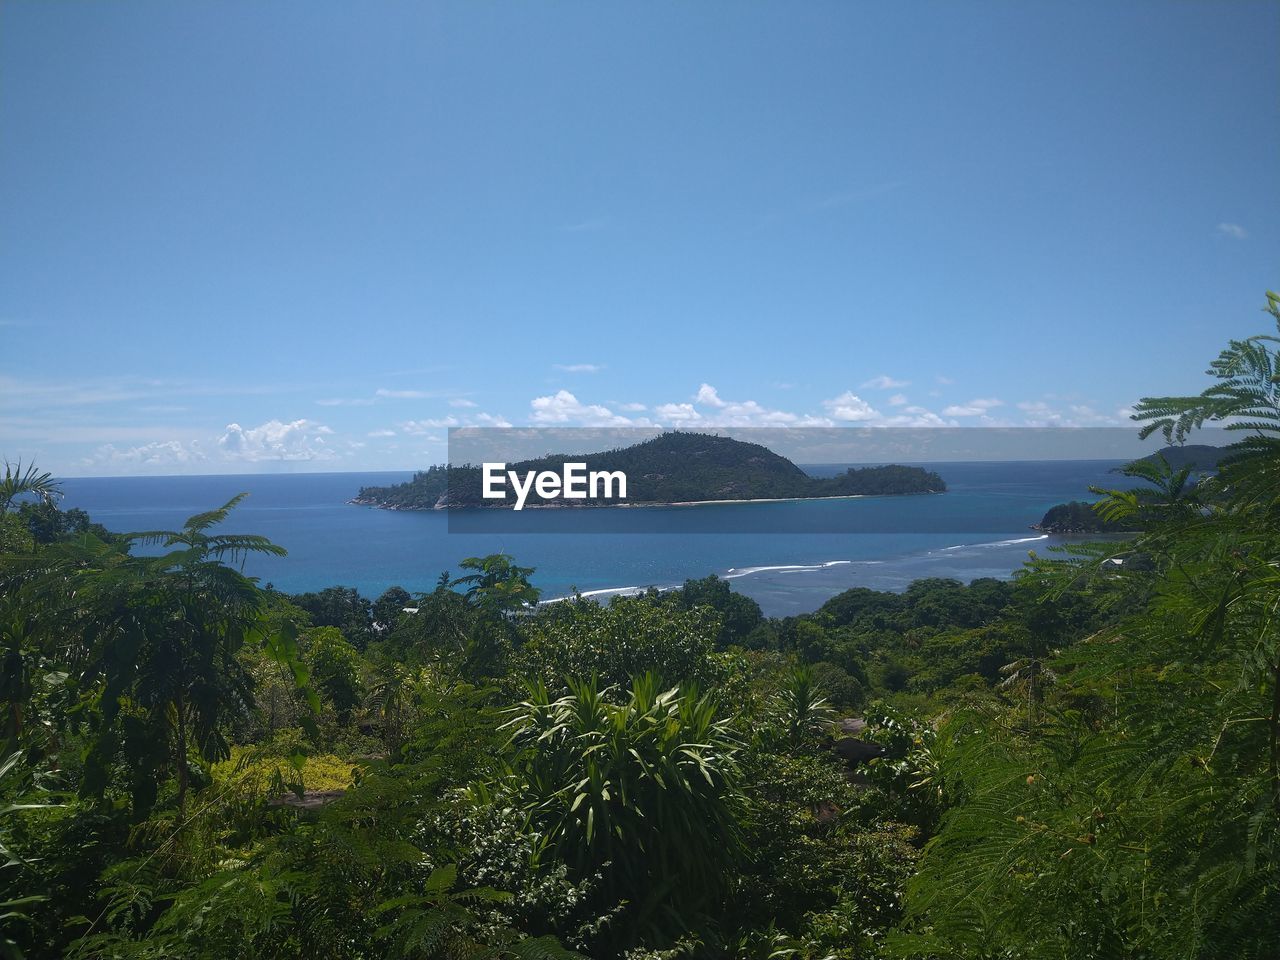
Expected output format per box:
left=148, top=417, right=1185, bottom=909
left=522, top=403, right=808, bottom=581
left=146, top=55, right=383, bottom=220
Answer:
left=58, top=461, right=1133, bottom=617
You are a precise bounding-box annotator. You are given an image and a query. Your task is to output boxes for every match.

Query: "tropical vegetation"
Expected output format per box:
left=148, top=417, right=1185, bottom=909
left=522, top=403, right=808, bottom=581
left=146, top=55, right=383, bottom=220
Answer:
left=1, top=293, right=1278, bottom=957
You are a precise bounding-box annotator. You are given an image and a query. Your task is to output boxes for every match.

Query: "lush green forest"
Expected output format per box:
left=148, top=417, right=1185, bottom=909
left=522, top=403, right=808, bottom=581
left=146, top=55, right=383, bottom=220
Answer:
left=352, top=433, right=945, bottom=509
left=3, top=294, right=1279, bottom=958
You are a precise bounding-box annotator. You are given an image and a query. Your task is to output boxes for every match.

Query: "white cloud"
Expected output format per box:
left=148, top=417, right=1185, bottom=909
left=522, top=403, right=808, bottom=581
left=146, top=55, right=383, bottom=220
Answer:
left=86, top=440, right=208, bottom=467
left=936, top=375, right=955, bottom=385
left=368, top=429, right=397, bottom=437
left=860, top=375, right=909, bottom=390
left=530, top=390, right=634, bottom=426
left=472, top=413, right=513, bottom=428
left=400, top=417, right=459, bottom=433
left=554, top=363, right=603, bottom=373
left=217, top=419, right=337, bottom=461
left=1217, top=222, right=1248, bottom=240
left=669, top=385, right=832, bottom=426
left=618, top=402, right=647, bottom=412
left=1015, top=399, right=1131, bottom=427
left=892, top=406, right=951, bottom=426
left=448, top=398, right=478, bottom=408
left=85, top=419, right=342, bottom=469
left=695, top=384, right=727, bottom=407
left=654, top=402, right=703, bottom=423
left=376, top=388, right=431, bottom=399
left=316, top=397, right=375, bottom=407
left=942, top=398, right=1003, bottom=417
left=888, top=393, right=908, bottom=406
left=823, top=392, right=881, bottom=422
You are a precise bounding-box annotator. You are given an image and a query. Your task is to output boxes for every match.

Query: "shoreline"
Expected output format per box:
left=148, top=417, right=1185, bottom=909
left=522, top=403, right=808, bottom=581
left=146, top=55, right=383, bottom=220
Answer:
left=349, top=490, right=943, bottom=511
left=536, top=533, right=1058, bottom=612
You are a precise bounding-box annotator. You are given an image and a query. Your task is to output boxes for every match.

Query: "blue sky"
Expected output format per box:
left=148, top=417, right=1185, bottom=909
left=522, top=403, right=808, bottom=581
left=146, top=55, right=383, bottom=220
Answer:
left=1, top=0, right=1276, bottom=475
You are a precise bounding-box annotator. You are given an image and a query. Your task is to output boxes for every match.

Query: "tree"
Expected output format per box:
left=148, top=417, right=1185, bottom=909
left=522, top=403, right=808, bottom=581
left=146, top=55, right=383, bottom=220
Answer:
left=766, top=663, right=835, bottom=748
left=892, top=291, right=1280, bottom=959
left=16, top=501, right=115, bottom=546
left=451, top=555, right=539, bottom=614
left=5, top=495, right=313, bottom=817
left=0, top=462, right=60, bottom=515
left=95, top=496, right=305, bottom=815
left=672, top=575, right=764, bottom=647
left=503, top=673, right=742, bottom=952
left=516, top=594, right=721, bottom=693
left=303, top=626, right=363, bottom=721
left=372, top=585, right=412, bottom=629
left=290, top=586, right=374, bottom=650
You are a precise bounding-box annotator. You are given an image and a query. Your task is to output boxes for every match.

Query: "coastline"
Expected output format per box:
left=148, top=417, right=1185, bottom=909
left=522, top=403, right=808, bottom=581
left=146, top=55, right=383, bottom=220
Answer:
left=349, top=490, right=944, bottom=511
left=536, top=533, right=1060, bottom=616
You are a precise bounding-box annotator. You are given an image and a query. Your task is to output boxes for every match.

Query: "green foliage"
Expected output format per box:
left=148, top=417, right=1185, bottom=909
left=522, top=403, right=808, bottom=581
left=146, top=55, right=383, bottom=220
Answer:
left=891, top=291, right=1280, bottom=959
left=516, top=595, right=722, bottom=693
left=12, top=290, right=1280, bottom=960
left=0, top=495, right=315, bottom=821
left=0, top=462, right=60, bottom=516
left=290, top=585, right=374, bottom=650
left=669, top=575, right=764, bottom=647
left=0, top=750, right=63, bottom=960
left=15, top=500, right=118, bottom=546
left=452, top=555, right=541, bottom=614
left=731, top=744, right=919, bottom=959
left=301, top=626, right=363, bottom=720
left=372, top=584, right=413, bottom=628
left=415, top=796, right=604, bottom=950
left=766, top=664, right=835, bottom=748
left=501, top=674, right=743, bottom=953
left=381, top=557, right=539, bottom=682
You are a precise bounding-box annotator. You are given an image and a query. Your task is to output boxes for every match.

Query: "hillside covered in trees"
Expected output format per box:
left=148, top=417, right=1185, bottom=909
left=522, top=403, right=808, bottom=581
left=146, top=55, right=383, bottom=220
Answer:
left=1035, top=444, right=1226, bottom=532
left=2, top=293, right=1279, bottom=958
left=351, top=432, right=946, bottom=509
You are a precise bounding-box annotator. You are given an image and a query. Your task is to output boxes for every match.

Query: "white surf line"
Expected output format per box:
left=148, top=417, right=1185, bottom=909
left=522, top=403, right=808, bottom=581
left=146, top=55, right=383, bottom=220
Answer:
left=539, top=584, right=662, bottom=605
left=542, top=558, right=877, bottom=604
left=722, top=559, right=858, bottom=579
left=939, top=534, right=1049, bottom=552
left=617, top=494, right=871, bottom=508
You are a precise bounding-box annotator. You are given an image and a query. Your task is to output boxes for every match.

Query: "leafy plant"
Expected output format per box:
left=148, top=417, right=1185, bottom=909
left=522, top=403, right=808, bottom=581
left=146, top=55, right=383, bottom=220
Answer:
left=502, top=674, right=743, bottom=953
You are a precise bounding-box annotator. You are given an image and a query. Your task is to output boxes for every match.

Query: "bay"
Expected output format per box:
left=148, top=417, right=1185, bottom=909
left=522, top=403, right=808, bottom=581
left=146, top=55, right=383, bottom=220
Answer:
left=58, top=460, right=1134, bottom=617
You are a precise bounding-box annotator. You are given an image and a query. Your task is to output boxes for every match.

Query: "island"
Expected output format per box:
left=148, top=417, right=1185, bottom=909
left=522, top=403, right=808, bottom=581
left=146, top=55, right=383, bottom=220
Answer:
left=350, top=432, right=946, bottom=510
left=1035, top=444, right=1224, bottom=533
left=1032, top=500, right=1139, bottom=534
left=1118, top=443, right=1224, bottom=473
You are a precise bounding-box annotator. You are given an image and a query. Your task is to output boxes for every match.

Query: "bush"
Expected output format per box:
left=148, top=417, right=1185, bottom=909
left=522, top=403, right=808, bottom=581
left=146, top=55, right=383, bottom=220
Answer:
left=516, top=596, right=722, bottom=693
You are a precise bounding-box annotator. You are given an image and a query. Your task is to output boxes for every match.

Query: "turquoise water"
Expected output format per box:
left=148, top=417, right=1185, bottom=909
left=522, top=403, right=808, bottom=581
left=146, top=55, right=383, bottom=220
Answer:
left=58, top=461, right=1133, bottom=616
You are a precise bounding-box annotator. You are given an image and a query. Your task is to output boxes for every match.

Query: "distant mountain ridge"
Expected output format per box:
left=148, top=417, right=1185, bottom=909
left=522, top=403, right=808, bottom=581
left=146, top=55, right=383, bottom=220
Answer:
left=350, top=432, right=946, bottom=510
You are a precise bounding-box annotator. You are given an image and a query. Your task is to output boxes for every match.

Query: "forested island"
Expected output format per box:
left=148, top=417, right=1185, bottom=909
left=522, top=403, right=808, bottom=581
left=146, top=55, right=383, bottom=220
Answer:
left=1034, top=444, right=1225, bottom=532
left=1126, top=442, right=1224, bottom=472
left=351, top=431, right=946, bottom=509
left=1033, top=499, right=1138, bottom=533
left=2, top=296, right=1279, bottom=958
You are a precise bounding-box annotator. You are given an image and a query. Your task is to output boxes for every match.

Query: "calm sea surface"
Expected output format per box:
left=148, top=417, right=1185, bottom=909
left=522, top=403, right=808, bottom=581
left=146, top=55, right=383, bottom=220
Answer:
left=58, top=461, right=1134, bottom=616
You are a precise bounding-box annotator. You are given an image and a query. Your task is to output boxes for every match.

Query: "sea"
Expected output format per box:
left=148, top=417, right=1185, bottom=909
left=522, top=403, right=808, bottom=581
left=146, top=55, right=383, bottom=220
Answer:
left=57, top=461, right=1136, bottom=617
